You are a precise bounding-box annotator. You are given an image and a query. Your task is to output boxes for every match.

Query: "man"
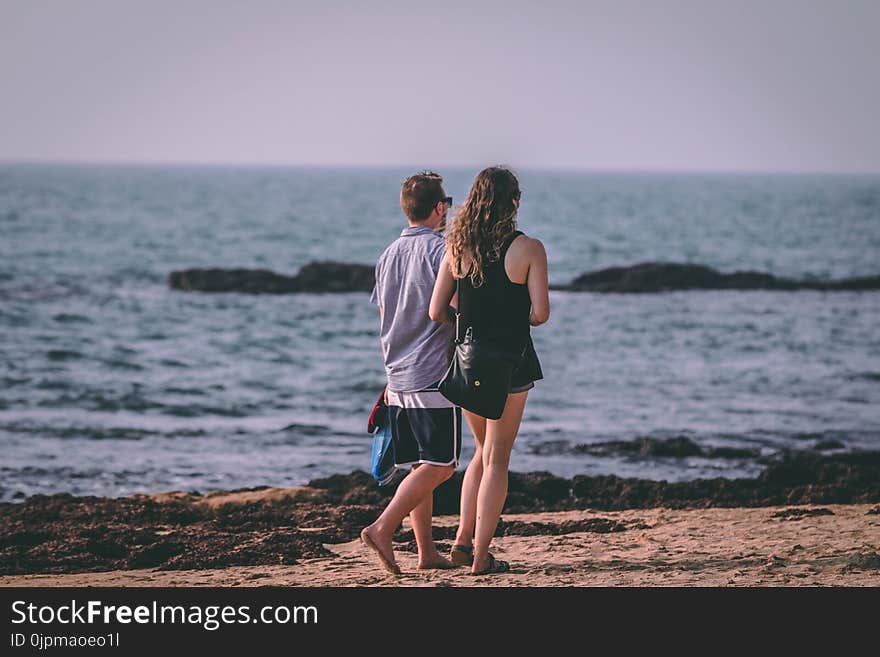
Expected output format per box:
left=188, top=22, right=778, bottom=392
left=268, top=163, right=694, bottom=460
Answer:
left=360, top=171, right=461, bottom=574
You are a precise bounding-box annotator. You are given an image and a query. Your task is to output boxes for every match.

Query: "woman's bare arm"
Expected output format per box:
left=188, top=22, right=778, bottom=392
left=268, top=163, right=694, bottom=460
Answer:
left=526, top=239, right=550, bottom=326
left=429, top=252, right=457, bottom=324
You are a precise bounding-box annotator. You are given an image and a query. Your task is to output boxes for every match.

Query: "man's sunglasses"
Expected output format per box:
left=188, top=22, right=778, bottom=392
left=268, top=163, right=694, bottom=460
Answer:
left=442, top=196, right=453, bottom=206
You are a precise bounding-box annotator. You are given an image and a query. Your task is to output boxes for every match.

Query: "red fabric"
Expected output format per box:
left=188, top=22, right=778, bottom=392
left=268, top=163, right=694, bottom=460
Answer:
left=367, top=386, right=388, bottom=433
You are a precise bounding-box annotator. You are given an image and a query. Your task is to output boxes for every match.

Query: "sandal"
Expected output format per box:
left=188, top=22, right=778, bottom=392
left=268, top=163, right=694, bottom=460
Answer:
left=450, top=544, right=475, bottom=567
left=470, top=553, right=510, bottom=576
left=450, top=544, right=500, bottom=567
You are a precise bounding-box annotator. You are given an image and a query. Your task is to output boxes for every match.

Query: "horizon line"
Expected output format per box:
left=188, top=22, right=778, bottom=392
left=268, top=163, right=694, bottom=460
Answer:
left=0, top=156, right=879, bottom=178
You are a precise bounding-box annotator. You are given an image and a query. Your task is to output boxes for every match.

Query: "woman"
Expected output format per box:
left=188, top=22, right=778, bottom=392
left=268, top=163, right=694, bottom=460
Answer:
left=429, top=166, right=550, bottom=575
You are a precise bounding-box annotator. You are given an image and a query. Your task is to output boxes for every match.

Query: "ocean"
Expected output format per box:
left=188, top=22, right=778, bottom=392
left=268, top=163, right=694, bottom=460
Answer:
left=1, top=163, right=879, bottom=501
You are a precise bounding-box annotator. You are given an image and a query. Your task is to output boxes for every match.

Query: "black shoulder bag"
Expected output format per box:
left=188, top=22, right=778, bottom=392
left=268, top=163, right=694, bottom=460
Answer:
left=438, top=277, right=525, bottom=420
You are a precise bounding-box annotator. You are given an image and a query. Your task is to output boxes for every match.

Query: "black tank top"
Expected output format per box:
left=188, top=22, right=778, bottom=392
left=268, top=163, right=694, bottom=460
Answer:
left=458, top=230, right=532, bottom=353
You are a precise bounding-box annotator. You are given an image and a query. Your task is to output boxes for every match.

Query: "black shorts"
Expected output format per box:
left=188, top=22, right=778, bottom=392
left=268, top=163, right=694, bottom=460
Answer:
left=509, top=380, right=535, bottom=393
left=510, top=335, right=543, bottom=393
left=386, top=384, right=462, bottom=467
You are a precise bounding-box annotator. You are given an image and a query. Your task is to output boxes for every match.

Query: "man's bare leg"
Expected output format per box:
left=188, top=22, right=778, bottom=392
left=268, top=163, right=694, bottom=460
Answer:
left=408, top=464, right=454, bottom=569
left=361, top=463, right=454, bottom=574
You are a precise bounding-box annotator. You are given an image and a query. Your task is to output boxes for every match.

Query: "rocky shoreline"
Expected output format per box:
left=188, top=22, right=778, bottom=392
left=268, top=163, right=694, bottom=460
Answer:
left=551, top=262, right=880, bottom=293
left=1, top=449, right=878, bottom=576
left=167, top=261, right=880, bottom=294
left=167, top=261, right=375, bottom=294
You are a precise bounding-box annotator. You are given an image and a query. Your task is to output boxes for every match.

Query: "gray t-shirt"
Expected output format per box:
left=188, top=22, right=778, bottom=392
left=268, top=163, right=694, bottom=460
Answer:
left=370, top=225, right=454, bottom=392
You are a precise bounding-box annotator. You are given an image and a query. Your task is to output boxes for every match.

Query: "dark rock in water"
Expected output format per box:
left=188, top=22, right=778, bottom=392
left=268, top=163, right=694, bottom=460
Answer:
left=290, top=261, right=375, bottom=293
left=168, top=261, right=374, bottom=294
left=169, top=267, right=298, bottom=293
left=705, top=446, right=762, bottom=459
left=569, top=436, right=759, bottom=460
left=553, top=261, right=880, bottom=293
left=791, top=432, right=827, bottom=442
left=528, top=440, right=574, bottom=456
left=279, top=422, right=332, bottom=436
left=824, top=276, right=880, bottom=291
left=169, top=260, right=880, bottom=294
left=577, top=436, right=704, bottom=458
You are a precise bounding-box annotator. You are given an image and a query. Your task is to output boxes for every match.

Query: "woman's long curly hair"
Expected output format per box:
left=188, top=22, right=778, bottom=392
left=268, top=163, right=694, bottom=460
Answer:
left=447, top=166, right=521, bottom=287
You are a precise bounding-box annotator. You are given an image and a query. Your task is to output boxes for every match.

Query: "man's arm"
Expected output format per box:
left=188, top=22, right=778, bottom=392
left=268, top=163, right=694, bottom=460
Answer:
left=370, top=258, right=387, bottom=354
left=378, top=306, right=388, bottom=403
left=378, top=306, right=387, bottom=356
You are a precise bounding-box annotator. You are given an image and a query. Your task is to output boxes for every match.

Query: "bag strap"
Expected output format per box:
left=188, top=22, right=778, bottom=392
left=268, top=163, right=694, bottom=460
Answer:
left=454, top=276, right=461, bottom=344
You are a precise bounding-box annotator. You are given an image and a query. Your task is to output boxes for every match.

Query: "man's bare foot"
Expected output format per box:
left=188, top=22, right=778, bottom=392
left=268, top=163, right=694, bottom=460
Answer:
left=417, top=554, right=455, bottom=570
left=360, top=526, right=401, bottom=575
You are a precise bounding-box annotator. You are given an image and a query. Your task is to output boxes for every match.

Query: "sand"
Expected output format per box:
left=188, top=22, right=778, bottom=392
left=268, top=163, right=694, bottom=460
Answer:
left=3, top=503, right=878, bottom=587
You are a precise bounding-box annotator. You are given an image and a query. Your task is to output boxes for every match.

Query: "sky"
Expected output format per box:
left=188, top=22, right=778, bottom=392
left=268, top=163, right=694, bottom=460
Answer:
left=1, top=0, right=878, bottom=173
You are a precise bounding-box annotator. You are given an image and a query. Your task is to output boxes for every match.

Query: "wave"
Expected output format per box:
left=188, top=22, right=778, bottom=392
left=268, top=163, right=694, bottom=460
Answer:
left=0, top=421, right=209, bottom=441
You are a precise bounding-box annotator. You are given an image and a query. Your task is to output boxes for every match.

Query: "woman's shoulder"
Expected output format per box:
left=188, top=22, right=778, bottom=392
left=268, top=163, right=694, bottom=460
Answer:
left=508, top=233, right=546, bottom=257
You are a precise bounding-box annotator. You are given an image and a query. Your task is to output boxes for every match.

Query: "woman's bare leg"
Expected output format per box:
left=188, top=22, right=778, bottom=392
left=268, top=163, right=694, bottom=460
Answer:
left=472, top=391, right=529, bottom=573
left=454, top=410, right=487, bottom=548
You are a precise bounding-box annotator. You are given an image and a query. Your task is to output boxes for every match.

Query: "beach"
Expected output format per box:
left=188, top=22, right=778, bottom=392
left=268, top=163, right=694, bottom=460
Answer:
left=3, top=452, right=879, bottom=587
left=3, top=500, right=878, bottom=587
